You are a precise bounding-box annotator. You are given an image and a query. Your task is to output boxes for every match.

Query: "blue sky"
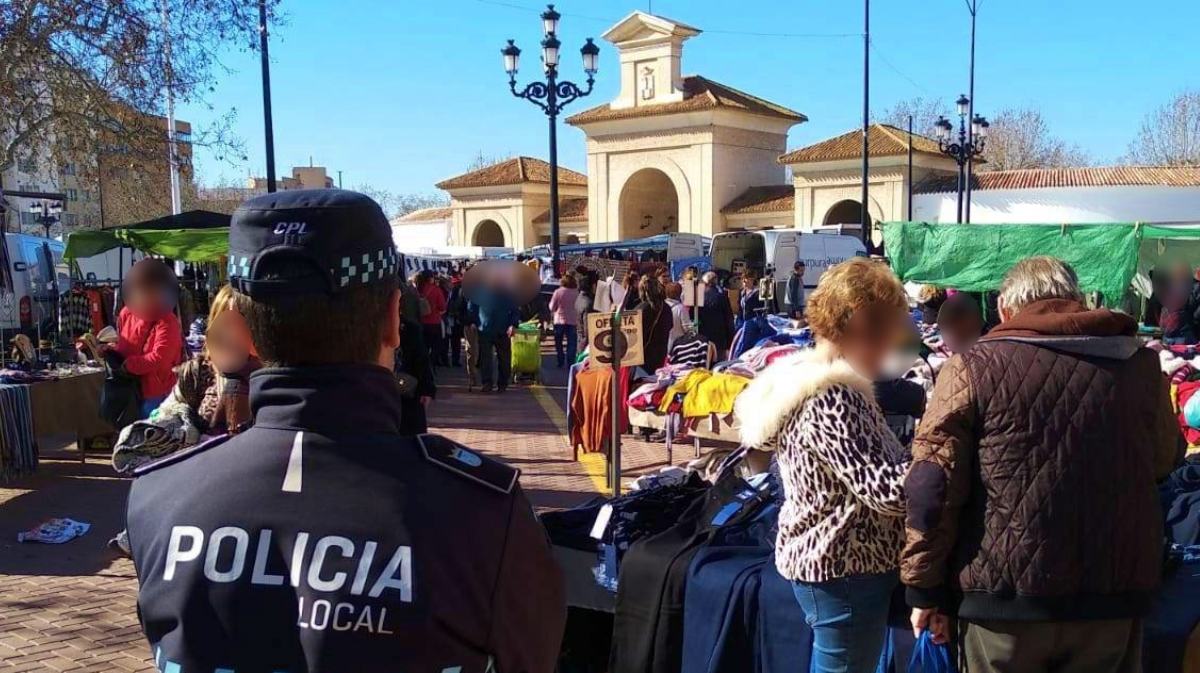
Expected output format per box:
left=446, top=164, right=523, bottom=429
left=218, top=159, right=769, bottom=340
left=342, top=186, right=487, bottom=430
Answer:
left=180, top=0, right=1200, bottom=195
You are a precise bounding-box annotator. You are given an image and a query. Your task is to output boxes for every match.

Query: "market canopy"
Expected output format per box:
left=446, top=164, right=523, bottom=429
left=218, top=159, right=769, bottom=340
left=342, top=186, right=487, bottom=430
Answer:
left=64, top=210, right=232, bottom=262
left=879, top=221, right=1196, bottom=303
left=113, top=209, right=230, bottom=231
left=64, top=227, right=229, bottom=263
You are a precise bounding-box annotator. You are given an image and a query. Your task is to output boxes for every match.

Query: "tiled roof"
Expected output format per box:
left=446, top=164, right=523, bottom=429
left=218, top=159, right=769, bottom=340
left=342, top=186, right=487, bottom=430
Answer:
left=913, top=165, right=1200, bottom=194
left=435, top=156, right=587, bottom=190
left=396, top=206, right=452, bottom=222
left=566, top=75, right=806, bottom=125
left=533, top=197, right=589, bottom=224
left=779, top=124, right=942, bottom=164
left=721, top=185, right=795, bottom=215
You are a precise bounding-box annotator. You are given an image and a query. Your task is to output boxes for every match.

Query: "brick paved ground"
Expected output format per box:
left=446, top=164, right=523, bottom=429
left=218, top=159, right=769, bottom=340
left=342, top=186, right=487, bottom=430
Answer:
left=0, top=350, right=724, bottom=670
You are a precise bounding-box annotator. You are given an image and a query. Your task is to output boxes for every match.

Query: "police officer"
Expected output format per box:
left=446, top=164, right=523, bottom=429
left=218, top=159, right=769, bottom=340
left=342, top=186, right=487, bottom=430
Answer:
left=126, top=189, right=566, bottom=673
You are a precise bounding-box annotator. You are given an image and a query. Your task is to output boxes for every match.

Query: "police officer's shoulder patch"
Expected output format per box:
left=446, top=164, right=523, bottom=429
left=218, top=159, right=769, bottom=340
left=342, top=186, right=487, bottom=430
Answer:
left=417, top=433, right=519, bottom=495
left=132, top=434, right=234, bottom=477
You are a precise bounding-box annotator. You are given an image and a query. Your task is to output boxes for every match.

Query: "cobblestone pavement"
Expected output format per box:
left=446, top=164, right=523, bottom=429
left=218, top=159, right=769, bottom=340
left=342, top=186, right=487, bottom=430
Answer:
left=0, top=353, right=722, bottom=670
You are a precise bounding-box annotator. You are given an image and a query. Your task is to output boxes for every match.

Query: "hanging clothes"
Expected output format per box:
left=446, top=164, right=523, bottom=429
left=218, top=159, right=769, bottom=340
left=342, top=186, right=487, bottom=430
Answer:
left=0, top=384, right=36, bottom=481
left=58, top=288, right=92, bottom=339
left=569, top=365, right=633, bottom=454
left=609, top=473, right=773, bottom=673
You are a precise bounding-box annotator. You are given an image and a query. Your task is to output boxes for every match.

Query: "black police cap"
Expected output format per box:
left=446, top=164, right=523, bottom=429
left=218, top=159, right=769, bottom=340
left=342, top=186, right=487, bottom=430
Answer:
left=228, top=189, right=399, bottom=298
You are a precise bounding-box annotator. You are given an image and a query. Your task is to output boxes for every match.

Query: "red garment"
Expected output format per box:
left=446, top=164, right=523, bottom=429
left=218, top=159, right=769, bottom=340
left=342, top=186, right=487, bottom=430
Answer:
left=1177, top=380, right=1200, bottom=446
left=420, top=284, right=447, bottom=326
left=84, top=289, right=106, bottom=333
left=113, top=307, right=183, bottom=399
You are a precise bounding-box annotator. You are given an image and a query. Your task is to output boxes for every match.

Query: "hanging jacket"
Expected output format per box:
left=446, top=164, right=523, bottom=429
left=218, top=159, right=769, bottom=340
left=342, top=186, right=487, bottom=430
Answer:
left=114, top=306, right=183, bottom=399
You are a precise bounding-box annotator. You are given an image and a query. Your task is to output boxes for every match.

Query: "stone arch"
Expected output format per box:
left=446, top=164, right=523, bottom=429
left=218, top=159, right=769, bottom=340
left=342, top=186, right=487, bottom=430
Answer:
left=609, top=156, right=692, bottom=241
left=823, top=199, right=873, bottom=227
left=618, top=168, right=680, bottom=240
left=470, top=218, right=510, bottom=247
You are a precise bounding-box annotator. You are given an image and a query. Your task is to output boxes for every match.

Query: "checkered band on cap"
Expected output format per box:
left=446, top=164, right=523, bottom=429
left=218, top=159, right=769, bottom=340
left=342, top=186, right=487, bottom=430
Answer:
left=336, top=246, right=399, bottom=288
left=228, top=255, right=252, bottom=279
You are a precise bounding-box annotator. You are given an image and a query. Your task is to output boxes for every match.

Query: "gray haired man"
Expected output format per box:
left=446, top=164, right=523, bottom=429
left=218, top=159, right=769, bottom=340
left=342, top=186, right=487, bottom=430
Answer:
left=902, top=256, right=1181, bottom=673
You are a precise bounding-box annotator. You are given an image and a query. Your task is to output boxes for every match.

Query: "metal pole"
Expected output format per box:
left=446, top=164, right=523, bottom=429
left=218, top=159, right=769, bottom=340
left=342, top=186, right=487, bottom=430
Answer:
left=861, top=0, right=870, bottom=247
left=907, top=115, right=914, bottom=221
left=337, top=170, right=343, bottom=189
left=956, top=149, right=966, bottom=224
left=258, top=0, right=277, bottom=193
left=547, top=69, right=561, bottom=276
left=609, top=309, right=622, bottom=496
left=965, top=2, right=977, bottom=223
left=161, top=0, right=182, bottom=215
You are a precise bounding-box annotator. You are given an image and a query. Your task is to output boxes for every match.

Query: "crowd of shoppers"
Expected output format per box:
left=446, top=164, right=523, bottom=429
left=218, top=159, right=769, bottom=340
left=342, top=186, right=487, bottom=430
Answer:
left=103, top=233, right=1188, bottom=673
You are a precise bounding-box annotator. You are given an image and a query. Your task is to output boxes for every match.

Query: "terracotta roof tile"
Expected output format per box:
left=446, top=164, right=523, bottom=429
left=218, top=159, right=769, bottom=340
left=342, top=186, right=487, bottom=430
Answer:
left=533, top=197, right=588, bottom=224
left=396, top=206, right=452, bottom=222
left=721, top=185, right=794, bottom=215
left=566, top=75, right=806, bottom=125
left=435, top=156, right=587, bottom=190
left=913, top=165, right=1200, bottom=194
left=779, top=124, right=942, bottom=164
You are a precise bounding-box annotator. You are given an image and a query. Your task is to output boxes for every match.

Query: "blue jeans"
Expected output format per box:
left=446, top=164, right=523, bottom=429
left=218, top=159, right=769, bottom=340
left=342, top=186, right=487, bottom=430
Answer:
left=140, top=395, right=166, bottom=420
left=553, top=324, right=578, bottom=367
left=791, top=571, right=897, bottom=673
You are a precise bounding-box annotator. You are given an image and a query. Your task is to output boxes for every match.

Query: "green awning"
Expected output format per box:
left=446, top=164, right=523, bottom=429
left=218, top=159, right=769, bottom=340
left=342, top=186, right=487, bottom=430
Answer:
left=65, top=227, right=229, bottom=263
left=881, top=222, right=1141, bottom=303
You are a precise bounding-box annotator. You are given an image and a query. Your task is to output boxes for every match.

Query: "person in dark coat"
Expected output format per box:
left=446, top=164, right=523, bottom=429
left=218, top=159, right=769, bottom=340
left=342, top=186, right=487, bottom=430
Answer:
left=396, top=317, right=436, bottom=435
left=636, top=275, right=673, bottom=371
left=125, top=189, right=565, bottom=673
left=904, top=256, right=1182, bottom=671
left=737, top=271, right=764, bottom=328
left=697, top=271, right=735, bottom=359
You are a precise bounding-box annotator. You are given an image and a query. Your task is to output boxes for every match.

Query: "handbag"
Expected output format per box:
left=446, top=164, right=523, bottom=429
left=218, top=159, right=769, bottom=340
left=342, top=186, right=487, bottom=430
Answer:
left=908, top=630, right=957, bottom=673
left=100, top=368, right=143, bottom=429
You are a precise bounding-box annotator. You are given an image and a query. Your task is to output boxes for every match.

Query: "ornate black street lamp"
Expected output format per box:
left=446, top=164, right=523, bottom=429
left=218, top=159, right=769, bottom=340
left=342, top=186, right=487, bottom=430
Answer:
left=503, top=4, right=599, bottom=274
left=935, top=94, right=989, bottom=223
left=28, top=200, right=63, bottom=238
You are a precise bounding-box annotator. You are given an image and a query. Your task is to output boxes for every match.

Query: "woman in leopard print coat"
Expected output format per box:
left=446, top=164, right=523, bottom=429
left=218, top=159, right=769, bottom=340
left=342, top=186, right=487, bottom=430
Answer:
left=735, top=258, right=912, bottom=673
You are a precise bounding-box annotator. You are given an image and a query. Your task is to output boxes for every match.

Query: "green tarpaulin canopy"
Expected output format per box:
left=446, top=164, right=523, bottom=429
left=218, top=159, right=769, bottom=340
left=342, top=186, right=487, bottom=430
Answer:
left=881, top=222, right=1160, bottom=303
left=64, top=227, right=229, bottom=263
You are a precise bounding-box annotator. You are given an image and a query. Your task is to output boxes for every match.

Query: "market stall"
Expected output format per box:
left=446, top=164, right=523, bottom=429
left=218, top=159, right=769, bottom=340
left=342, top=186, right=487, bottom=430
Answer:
left=0, top=366, right=110, bottom=478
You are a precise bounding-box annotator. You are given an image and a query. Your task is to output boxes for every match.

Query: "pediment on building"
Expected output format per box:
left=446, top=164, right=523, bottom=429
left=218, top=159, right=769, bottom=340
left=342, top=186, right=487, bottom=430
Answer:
left=602, top=11, right=701, bottom=46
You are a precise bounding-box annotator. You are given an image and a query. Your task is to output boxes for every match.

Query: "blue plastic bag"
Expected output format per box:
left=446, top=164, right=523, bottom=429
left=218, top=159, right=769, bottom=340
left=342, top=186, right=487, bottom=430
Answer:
left=907, top=630, right=956, bottom=673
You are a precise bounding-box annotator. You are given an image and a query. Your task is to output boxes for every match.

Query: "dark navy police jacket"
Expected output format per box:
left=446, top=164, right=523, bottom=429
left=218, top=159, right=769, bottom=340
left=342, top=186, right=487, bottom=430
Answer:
left=126, top=365, right=566, bottom=673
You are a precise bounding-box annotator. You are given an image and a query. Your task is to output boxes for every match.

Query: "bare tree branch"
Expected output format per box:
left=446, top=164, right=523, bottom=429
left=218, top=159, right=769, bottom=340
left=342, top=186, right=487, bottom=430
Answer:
left=1124, top=91, right=1200, bottom=166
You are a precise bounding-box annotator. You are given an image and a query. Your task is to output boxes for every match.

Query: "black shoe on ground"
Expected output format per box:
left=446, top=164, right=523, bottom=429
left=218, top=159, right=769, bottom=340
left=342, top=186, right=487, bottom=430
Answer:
left=481, top=385, right=494, bottom=393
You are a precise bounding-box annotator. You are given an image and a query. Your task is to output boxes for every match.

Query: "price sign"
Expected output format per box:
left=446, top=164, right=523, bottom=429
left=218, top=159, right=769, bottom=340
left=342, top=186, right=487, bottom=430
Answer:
left=587, top=311, right=644, bottom=369
left=682, top=280, right=706, bottom=308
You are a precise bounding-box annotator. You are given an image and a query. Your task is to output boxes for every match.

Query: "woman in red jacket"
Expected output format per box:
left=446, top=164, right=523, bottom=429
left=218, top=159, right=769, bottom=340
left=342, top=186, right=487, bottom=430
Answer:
left=112, top=259, right=184, bottom=418
left=415, top=270, right=448, bottom=367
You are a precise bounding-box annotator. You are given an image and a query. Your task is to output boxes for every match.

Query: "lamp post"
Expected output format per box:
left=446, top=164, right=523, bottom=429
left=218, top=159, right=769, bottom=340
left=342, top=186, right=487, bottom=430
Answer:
left=934, top=94, right=989, bottom=224
left=503, top=4, right=599, bottom=275
left=28, top=201, right=63, bottom=238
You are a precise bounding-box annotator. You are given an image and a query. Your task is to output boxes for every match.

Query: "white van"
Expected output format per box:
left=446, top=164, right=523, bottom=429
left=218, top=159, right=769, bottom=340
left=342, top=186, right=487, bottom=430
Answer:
left=0, top=233, right=72, bottom=335
left=708, top=229, right=866, bottom=302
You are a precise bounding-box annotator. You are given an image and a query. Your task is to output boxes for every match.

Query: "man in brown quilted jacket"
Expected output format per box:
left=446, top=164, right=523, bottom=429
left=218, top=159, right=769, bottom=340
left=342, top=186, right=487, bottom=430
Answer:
left=902, top=256, right=1183, bottom=673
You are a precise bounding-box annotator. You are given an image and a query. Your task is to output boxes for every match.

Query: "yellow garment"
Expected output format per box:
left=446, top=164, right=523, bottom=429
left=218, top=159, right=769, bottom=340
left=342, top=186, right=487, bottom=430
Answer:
left=657, top=369, right=712, bottom=414
left=685, top=372, right=751, bottom=418
left=657, top=369, right=751, bottom=418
